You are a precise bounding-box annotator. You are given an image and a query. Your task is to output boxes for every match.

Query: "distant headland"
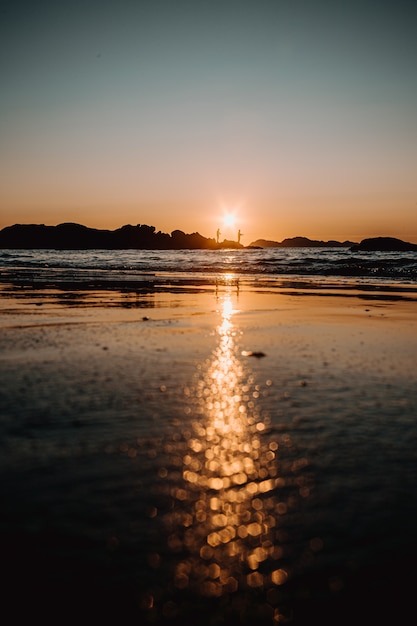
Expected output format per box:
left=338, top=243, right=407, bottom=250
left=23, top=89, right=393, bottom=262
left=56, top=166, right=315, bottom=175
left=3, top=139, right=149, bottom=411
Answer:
left=0, top=222, right=416, bottom=251
left=350, top=237, right=417, bottom=252
left=249, top=236, right=356, bottom=248
left=0, top=222, right=225, bottom=250
left=0, top=223, right=352, bottom=250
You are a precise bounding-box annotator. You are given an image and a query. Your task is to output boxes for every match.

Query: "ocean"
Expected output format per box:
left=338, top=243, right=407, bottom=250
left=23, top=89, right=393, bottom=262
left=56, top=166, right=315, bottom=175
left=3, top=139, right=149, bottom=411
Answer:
left=1, top=247, right=417, bottom=625
left=1, top=246, right=417, bottom=281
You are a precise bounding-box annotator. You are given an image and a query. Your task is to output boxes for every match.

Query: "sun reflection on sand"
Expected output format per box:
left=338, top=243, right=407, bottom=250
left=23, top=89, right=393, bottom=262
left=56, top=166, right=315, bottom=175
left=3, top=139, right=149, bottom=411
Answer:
left=143, top=285, right=314, bottom=623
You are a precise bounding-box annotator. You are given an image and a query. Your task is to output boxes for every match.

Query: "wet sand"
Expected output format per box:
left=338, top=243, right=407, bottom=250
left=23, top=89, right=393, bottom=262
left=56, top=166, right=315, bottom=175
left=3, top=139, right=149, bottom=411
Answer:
left=1, top=279, right=416, bottom=625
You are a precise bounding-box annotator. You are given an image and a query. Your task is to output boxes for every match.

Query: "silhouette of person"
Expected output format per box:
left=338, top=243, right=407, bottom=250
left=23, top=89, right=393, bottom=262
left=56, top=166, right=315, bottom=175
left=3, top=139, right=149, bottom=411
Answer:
left=216, top=228, right=221, bottom=244
left=237, top=229, right=243, bottom=244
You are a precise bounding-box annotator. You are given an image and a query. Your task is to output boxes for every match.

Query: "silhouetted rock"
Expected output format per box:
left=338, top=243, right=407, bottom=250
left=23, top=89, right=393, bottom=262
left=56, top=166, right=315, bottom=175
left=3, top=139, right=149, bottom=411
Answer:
left=281, top=236, right=330, bottom=248
left=0, top=223, right=114, bottom=249
left=112, top=224, right=174, bottom=249
left=3, top=223, right=414, bottom=252
left=249, top=237, right=356, bottom=248
left=171, top=230, right=218, bottom=249
left=0, top=223, right=219, bottom=250
left=249, top=239, right=280, bottom=248
left=350, top=237, right=417, bottom=252
left=217, top=239, right=244, bottom=249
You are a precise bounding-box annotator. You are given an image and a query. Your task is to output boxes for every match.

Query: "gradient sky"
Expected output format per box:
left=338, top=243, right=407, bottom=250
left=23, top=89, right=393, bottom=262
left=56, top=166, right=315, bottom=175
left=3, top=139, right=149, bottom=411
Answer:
left=1, top=0, right=416, bottom=244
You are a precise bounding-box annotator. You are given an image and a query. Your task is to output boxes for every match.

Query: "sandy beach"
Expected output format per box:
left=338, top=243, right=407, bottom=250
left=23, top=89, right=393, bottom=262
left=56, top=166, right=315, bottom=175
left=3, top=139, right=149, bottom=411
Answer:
left=1, top=278, right=416, bottom=625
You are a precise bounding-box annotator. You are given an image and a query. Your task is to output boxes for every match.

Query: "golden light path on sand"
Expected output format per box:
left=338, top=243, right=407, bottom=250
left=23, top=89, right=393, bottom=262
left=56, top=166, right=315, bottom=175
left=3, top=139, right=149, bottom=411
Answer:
left=182, top=293, right=282, bottom=579
left=143, top=281, right=315, bottom=623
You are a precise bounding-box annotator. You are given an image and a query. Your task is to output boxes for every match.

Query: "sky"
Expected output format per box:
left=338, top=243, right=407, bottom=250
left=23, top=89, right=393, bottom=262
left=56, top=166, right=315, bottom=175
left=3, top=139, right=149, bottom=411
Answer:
left=1, top=0, right=416, bottom=244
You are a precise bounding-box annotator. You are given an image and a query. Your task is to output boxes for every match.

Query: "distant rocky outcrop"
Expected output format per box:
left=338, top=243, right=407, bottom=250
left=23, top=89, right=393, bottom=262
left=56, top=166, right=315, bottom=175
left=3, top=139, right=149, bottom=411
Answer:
left=0, top=223, right=224, bottom=250
left=249, top=239, right=280, bottom=248
left=2, top=223, right=415, bottom=252
left=350, top=237, right=417, bottom=252
left=170, top=231, right=243, bottom=250
left=249, top=236, right=356, bottom=248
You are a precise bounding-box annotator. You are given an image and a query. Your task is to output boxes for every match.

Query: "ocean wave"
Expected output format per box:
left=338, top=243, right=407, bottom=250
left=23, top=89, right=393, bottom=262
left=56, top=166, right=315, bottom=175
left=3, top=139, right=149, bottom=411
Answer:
left=1, top=248, right=417, bottom=282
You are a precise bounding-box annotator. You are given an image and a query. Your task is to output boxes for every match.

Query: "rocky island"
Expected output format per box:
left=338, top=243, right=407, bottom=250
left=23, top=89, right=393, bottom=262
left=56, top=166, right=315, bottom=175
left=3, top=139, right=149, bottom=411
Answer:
left=0, top=222, right=356, bottom=250
left=1, top=223, right=416, bottom=251
left=350, top=237, right=417, bottom=252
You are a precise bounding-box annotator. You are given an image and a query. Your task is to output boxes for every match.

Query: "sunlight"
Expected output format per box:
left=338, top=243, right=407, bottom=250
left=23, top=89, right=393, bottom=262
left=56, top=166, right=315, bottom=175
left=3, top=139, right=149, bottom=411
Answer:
left=222, top=212, right=236, bottom=230
left=145, top=284, right=304, bottom=621
left=168, top=287, right=286, bottom=599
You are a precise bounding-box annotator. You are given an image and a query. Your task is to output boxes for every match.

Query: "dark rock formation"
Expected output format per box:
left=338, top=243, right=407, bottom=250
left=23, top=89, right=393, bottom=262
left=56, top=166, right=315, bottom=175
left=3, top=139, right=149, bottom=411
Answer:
left=350, top=237, right=417, bottom=252
left=0, top=223, right=219, bottom=250
left=3, top=223, right=414, bottom=252
left=170, top=230, right=218, bottom=249
left=249, top=236, right=356, bottom=248
left=280, top=236, right=345, bottom=248
left=217, top=239, right=244, bottom=249
left=249, top=239, right=281, bottom=248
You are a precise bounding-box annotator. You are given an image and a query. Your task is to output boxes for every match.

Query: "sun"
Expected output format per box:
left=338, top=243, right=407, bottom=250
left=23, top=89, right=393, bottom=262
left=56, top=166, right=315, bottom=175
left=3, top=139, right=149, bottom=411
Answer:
left=222, top=212, right=236, bottom=229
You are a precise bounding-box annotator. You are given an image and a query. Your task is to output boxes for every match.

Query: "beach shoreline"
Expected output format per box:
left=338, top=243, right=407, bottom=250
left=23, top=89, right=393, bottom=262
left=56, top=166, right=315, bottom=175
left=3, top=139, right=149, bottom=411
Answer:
left=1, top=277, right=416, bottom=624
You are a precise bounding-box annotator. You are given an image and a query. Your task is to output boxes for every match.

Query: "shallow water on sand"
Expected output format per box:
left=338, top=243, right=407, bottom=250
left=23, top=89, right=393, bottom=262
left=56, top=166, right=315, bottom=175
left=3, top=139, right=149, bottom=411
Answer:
left=0, top=279, right=416, bottom=625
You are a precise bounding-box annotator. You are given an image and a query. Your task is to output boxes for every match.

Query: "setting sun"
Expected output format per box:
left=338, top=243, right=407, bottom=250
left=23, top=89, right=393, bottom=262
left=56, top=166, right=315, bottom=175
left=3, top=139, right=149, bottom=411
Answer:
left=222, top=213, right=237, bottom=229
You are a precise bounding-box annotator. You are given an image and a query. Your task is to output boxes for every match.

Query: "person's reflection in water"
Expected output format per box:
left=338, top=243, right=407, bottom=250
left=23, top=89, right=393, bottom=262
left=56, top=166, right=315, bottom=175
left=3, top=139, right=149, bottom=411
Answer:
left=143, top=288, right=314, bottom=624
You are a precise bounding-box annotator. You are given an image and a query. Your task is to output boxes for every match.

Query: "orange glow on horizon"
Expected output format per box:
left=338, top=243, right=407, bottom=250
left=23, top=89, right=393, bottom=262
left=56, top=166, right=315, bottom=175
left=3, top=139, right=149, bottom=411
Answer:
left=1, top=193, right=417, bottom=245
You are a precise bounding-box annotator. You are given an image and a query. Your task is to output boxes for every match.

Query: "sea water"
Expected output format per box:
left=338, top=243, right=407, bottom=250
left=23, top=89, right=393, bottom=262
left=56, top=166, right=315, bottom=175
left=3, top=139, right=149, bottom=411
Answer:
left=1, top=246, right=417, bottom=281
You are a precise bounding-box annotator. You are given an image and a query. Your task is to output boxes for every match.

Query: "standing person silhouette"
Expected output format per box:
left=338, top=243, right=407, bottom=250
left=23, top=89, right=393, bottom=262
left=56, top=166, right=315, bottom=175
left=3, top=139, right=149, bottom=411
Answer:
left=237, top=229, right=243, bottom=245
left=216, top=228, right=221, bottom=244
